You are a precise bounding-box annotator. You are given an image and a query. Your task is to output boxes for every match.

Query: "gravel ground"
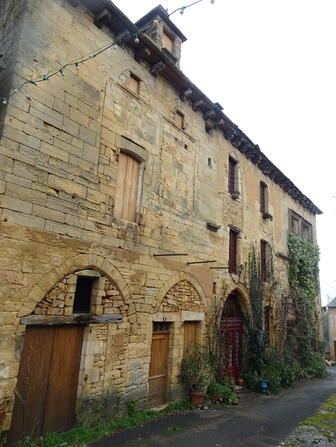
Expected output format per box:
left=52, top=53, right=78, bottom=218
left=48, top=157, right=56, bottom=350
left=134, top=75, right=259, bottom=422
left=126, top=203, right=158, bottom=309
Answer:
left=279, top=393, right=336, bottom=447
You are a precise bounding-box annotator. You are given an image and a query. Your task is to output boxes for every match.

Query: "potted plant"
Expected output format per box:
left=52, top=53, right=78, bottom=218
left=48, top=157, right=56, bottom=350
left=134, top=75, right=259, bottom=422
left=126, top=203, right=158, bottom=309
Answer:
left=181, top=344, right=211, bottom=406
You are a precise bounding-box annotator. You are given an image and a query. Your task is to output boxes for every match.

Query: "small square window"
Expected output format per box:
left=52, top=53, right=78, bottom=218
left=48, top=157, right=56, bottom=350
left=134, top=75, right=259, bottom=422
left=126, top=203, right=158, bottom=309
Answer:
left=129, top=74, right=140, bottom=95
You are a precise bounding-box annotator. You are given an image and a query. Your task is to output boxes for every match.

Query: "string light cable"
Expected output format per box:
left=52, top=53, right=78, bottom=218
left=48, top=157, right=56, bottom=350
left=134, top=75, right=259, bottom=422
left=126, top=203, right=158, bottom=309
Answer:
left=0, top=0, right=215, bottom=105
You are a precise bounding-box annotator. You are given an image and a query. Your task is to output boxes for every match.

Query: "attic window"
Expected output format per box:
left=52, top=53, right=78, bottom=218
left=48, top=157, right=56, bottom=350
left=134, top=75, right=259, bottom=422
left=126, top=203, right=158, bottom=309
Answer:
left=163, top=31, right=174, bottom=53
left=129, top=74, right=140, bottom=95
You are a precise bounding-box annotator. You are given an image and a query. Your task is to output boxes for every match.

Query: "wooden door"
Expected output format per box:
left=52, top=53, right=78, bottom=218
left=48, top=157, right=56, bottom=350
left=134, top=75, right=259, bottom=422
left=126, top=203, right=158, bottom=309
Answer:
left=8, top=326, right=84, bottom=443
left=183, top=321, right=198, bottom=354
left=148, top=328, right=169, bottom=407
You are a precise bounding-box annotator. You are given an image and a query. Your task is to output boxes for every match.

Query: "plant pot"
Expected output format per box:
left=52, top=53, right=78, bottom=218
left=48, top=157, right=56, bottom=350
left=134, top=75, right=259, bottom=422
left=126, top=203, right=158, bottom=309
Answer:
left=190, top=392, right=206, bottom=407
left=237, top=378, right=244, bottom=386
left=210, top=395, right=221, bottom=404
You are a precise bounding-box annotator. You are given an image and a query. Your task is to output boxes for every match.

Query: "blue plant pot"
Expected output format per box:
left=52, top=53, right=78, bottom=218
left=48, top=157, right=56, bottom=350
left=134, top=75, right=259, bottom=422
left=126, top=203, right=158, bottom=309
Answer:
left=259, top=378, right=269, bottom=393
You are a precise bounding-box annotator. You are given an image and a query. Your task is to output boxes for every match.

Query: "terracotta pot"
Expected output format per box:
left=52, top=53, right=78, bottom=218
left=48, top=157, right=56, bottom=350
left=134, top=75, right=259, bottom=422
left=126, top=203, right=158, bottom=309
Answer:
left=237, top=378, right=244, bottom=386
left=210, top=395, right=221, bottom=404
left=190, top=391, right=206, bottom=406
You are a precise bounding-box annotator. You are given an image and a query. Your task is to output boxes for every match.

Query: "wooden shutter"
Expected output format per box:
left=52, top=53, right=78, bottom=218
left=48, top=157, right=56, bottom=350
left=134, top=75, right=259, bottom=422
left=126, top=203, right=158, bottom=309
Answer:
left=260, top=240, right=267, bottom=281
left=175, top=111, right=184, bottom=129
left=260, top=182, right=267, bottom=213
left=163, top=31, right=174, bottom=53
left=228, top=157, right=236, bottom=194
left=183, top=322, right=198, bottom=354
left=114, top=152, right=140, bottom=222
left=129, top=75, right=139, bottom=95
left=228, top=229, right=238, bottom=273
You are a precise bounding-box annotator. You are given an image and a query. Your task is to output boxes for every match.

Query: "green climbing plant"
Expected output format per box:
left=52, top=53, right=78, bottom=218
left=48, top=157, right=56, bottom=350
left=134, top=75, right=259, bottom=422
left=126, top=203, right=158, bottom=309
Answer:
left=287, top=233, right=323, bottom=368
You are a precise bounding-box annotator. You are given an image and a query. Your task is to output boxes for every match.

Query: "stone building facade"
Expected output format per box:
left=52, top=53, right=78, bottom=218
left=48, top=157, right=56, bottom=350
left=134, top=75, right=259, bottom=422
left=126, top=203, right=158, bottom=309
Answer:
left=327, top=299, right=336, bottom=361
left=0, top=0, right=321, bottom=438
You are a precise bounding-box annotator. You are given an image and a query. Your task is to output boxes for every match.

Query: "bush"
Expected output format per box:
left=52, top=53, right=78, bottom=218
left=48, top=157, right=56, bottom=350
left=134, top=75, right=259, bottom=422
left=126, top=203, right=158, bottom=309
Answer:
left=180, top=344, right=211, bottom=395
left=207, top=382, right=238, bottom=403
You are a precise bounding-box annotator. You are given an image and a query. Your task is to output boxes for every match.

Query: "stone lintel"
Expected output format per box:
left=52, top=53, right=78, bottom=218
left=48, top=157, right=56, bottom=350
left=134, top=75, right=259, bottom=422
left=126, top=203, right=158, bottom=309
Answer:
left=21, top=314, right=122, bottom=326
left=76, top=269, right=101, bottom=277
left=181, top=311, right=205, bottom=322
left=152, top=313, right=179, bottom=322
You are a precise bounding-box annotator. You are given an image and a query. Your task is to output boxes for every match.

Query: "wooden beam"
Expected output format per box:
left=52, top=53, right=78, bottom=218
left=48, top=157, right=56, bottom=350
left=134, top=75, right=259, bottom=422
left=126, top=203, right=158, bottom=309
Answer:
left=20, top=314, right=122, bottom=326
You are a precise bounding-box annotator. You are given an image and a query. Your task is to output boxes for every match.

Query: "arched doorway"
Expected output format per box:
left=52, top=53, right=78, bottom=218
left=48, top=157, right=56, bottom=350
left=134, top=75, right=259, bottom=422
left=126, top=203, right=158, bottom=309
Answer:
left=219, top=290, right=244, bottom=382
left=8, top=269, right=125, bottom=443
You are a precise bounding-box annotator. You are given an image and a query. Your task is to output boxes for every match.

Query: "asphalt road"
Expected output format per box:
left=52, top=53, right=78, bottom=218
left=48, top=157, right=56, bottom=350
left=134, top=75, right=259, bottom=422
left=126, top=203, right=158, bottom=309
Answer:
left=92, top=368, right=336, bottom=447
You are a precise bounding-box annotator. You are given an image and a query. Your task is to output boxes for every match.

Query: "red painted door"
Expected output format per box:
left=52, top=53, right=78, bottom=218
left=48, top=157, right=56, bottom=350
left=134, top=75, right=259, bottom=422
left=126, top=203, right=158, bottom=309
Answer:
left=220, top=292, right=244, bottom=382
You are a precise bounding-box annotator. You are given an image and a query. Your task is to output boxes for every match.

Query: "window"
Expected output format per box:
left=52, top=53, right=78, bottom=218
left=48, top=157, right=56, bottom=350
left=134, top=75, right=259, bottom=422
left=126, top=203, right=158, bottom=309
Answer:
left=289, top=209, right=313, bottom=242
left=302, top=221, right=312, bottom=242
left=260, top=181, right=268, bottom=214
left=228, top=228, right=239, bottom=273
left=260, top=240, right=271, bottom=282
left=114, top=152, right=141, bottom=222
left=163, top=31, right=174, bottom=53
left=175, top=110, right=185, bottom=129
left=128, top=74, right=140, bottom=95
left=228, top=157, right=238, bottom=195
left=73, top=276, right=94, bottom=313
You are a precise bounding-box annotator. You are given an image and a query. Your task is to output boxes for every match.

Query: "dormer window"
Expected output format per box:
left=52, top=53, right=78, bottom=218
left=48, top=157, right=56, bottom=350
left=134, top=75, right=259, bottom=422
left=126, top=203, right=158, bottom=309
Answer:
left=163, top=30, right=174, bottom=53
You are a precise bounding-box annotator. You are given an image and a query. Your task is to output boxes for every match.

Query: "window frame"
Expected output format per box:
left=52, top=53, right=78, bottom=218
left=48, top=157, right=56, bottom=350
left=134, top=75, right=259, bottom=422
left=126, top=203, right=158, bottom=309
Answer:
left=288, top=209, right=313, bottom=242
left=228, top=156, right=239, bottom=198
left=175, top=110, right=185, bottom=130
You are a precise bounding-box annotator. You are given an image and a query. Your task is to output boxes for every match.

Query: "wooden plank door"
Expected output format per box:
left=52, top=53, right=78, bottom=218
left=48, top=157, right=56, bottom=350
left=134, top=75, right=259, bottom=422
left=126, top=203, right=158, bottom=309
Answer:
left=148, top=331, right=169, bottom=407
left=8, top=326, right=84, bottom=443
left=8, top=327, right=54, bottom=443
left=183, top=321, right=198, bottom=354
left=43, top=326, right=84, bottom=433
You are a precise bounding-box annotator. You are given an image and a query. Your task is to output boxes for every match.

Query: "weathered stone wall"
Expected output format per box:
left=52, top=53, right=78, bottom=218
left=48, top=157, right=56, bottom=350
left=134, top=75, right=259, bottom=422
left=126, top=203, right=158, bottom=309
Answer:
left=0, top=0, right=320, bottom=432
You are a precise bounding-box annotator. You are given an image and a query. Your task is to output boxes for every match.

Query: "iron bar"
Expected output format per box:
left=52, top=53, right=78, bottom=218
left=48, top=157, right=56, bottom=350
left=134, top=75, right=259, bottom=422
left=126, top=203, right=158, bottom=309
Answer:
left=187, top=260, right=217, bottom=265
left=153, top=253, right=188, bottom=257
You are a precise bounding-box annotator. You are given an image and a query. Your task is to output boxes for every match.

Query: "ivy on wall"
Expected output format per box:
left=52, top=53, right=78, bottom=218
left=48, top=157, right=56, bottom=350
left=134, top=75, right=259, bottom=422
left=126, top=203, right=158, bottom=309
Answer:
left=287, top=233, right=321, bottom=362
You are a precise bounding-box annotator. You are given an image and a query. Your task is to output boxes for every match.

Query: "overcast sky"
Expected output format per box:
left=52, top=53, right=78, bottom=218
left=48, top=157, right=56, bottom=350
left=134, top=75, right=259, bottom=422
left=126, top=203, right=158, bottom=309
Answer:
left=113, top=0, right=336, bottom=304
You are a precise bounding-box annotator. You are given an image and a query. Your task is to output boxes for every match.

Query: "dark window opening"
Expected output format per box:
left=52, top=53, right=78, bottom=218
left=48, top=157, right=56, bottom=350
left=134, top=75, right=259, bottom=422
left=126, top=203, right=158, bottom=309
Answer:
left=228, top=229, right=238, bottom=273
left=208, top=157, right=212, bottom=167
left=73, top=276, right=94, bottom=314
left=212, top=282, right=217, bottom=294
left=228, top=157, right=237, bottom=194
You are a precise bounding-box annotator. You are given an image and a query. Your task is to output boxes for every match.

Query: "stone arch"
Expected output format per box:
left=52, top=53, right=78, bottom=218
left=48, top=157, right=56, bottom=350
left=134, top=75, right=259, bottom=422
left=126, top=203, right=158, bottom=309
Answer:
left=223, top=285, right=251, bottom=321
left=153, top=272, right=207, bottom=314
left=17, top=253, right=134, bottom=320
